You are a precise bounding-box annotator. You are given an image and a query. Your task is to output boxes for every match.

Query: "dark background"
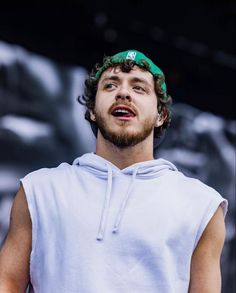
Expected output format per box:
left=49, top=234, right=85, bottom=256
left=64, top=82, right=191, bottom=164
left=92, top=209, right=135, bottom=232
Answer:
left=0, top=0, right=235, bottom=119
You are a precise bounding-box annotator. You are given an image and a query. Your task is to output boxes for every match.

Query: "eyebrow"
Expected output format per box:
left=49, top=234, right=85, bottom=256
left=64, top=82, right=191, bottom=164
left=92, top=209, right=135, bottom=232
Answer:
left=100, top=75, right=120, bottom=84
left=100, top=75, right=153, bottom=88
left=131, top=77, right=152, bottom=88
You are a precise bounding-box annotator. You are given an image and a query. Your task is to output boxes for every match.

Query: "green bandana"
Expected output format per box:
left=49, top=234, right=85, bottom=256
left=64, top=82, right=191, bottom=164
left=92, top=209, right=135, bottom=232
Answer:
left=95, top=49, right=167, bottom=98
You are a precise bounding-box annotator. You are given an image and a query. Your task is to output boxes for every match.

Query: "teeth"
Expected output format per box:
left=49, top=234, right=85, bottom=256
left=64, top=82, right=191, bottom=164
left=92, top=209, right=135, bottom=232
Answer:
left=114, top=109, right=129, bottom=114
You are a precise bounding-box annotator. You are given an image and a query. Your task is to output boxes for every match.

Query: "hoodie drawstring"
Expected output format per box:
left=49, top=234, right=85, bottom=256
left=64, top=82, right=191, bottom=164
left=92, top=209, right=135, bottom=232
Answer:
left=112, top=167, right=139, bottom=234
left=96, top=165, right=139, bottom=240
left=96, top=164, right=113, bottom=241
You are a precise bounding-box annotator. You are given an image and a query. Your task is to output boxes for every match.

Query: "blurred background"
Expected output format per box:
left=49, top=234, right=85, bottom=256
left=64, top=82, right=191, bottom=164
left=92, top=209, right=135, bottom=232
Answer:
left=0, top=1, right=235, bottom=292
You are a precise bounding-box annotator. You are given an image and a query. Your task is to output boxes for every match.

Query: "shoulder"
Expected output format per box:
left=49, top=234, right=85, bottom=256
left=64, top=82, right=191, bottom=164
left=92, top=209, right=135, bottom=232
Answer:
left=184, top=174, right=227, bottom=211
left=19, top=161, right=79, bottom=200
left=164, top=170, right=228, bottom=217
left=170, top=170, right=225, bottom=198
left=21, top=161, right=75, bottom=183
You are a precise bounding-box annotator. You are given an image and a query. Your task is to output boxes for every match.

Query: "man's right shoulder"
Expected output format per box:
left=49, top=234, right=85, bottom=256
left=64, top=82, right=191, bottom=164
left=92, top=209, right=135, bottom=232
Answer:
left=22, top=161, right=74, bottom=182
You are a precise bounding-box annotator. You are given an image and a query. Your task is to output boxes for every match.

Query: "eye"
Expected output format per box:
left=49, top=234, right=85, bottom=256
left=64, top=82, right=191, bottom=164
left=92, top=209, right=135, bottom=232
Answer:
left=104, top=83, right=117, bottom=90
left=133, top=85, right=145, bottom=92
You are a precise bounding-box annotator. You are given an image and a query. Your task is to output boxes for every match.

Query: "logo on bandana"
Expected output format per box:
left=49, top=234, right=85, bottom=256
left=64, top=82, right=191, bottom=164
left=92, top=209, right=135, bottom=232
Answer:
left=126, top=51, right=136, bottom=60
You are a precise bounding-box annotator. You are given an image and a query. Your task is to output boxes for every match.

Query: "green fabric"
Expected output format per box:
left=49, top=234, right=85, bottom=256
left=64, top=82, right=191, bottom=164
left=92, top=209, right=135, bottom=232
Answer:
left=95, top=49, right=167, bottom=98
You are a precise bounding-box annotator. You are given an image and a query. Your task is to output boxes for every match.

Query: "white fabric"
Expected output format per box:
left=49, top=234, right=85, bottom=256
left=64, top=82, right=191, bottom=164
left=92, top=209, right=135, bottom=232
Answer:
left=21, top=153, right=227, bottom=293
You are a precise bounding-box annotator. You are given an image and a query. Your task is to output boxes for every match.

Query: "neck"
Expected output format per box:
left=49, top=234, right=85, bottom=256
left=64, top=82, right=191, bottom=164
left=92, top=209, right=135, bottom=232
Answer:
left=95, top=132, right=154, bottom=169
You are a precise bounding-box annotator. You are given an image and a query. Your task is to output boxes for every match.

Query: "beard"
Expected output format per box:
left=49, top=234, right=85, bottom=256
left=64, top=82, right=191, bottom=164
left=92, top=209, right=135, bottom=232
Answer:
left=94, top=109, right=157, bottom=148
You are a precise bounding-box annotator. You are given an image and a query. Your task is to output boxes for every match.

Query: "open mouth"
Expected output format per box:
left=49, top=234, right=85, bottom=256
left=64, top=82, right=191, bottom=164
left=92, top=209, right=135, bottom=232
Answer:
left=111, top=106, right=136, bottom=118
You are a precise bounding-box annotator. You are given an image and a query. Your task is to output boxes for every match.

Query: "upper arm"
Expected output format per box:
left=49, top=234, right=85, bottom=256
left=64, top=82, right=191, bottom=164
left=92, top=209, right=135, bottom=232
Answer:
left=0, top=185, right=32, bottom=292
left=189, top=205, right=226, bottom=293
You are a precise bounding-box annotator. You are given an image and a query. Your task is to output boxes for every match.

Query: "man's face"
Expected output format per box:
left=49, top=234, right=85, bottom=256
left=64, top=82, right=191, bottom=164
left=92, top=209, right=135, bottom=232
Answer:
left=91, top=65, right=163, bottom=148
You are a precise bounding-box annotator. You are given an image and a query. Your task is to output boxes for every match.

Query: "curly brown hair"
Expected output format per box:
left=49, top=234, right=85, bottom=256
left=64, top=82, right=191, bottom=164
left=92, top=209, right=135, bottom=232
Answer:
left=78, top=56, right=173, bottom=139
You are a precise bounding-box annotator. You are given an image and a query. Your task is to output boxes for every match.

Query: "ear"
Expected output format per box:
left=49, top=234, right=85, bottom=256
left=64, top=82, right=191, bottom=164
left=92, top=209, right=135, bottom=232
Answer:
left=89, top=110, right=96, bottom=122
left=155, top=113, right=165, bottom=127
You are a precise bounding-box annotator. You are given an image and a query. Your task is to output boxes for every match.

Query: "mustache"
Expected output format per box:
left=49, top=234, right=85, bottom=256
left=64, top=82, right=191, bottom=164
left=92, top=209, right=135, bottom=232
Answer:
left=108, top=101, right=137, bottom=115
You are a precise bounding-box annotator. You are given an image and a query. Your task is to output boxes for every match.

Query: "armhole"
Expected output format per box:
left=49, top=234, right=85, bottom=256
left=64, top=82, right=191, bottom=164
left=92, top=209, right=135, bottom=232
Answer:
left=20, top=179, right=38, bottom=266
left=193, top=197, right=228, bottom=250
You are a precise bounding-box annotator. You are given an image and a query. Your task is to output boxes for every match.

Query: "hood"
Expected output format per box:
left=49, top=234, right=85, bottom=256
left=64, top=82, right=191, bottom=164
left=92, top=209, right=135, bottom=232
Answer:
left=73, top=153, right=177, bottom=240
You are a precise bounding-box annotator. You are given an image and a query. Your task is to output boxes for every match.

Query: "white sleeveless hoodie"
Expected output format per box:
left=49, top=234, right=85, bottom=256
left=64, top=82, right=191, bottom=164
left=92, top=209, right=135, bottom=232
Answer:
left=20, top=153, right=227, bottom=293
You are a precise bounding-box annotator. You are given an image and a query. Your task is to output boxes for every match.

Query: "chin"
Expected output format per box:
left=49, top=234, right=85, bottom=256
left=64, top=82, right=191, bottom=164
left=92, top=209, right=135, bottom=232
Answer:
left=102, top=128, right=150, bottom=148
left=96, top=113, right=155, bottom=147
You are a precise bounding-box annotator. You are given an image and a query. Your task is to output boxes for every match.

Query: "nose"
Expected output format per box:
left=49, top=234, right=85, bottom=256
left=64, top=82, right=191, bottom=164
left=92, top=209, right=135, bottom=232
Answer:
left=115, top=86, right=131, bottom=101
left=115, top=94, right=131, bottom=102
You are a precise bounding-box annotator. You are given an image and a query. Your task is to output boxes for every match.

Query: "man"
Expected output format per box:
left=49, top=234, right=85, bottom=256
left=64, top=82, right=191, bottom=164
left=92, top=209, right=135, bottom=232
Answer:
left=0, top=50, right=228, bottom=292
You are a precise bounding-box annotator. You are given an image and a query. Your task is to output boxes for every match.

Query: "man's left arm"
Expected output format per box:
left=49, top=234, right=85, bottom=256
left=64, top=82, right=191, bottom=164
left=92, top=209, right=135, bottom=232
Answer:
left=188, top=205, right=226, bottom=293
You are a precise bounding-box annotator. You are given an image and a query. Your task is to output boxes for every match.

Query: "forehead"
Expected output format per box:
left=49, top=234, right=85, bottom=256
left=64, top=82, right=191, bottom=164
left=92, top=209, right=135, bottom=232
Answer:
left=99, top=65, right=154, bottom=85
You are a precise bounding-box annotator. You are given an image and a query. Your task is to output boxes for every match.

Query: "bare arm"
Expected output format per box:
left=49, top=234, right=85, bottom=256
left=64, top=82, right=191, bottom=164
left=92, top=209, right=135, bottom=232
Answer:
left=0, top=185, right=32, bottom=292
left=189, top=205, right=226, bottom=293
